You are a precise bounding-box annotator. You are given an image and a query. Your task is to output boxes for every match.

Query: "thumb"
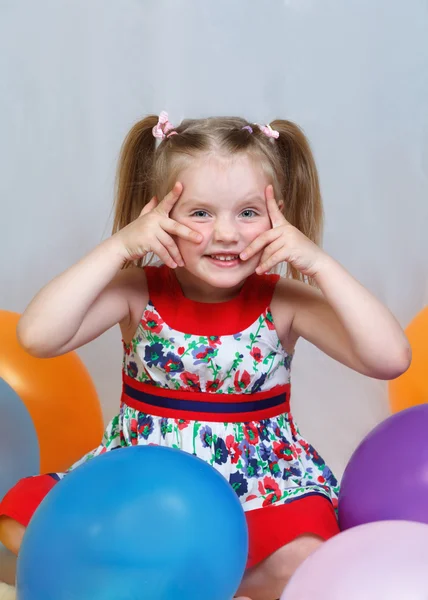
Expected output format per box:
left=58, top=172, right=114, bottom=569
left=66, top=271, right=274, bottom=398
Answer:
left=140, top=196, right=158, bottom=217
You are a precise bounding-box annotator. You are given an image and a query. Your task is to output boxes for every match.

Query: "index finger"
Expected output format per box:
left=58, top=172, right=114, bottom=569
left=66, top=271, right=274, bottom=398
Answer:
left=266, top=185, right=287, bottom=228
left=166, top=218, right=203, bottom=243
left=239, top=228, right=278, bottom=260
left=159, top=181, right=184, bottom=213
left=160, top=181, right=203, bottom=243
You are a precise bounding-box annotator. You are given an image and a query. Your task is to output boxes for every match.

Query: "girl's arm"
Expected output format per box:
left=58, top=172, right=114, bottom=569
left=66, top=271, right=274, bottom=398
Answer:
left=285, top=256, right=411, bottom=380
left=240, top=186, right=411, bottom=380
left=18, top=183, right=202, bottom=359
left=17, top=237, right=133, bottom=358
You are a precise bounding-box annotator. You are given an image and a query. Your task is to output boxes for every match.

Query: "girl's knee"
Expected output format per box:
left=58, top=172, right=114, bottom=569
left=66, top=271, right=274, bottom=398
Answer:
left=269, top=534, right=323, bottom=582
left=237, top=535, right=323, bottom=599
left=0, top=516, right=26, bottom=556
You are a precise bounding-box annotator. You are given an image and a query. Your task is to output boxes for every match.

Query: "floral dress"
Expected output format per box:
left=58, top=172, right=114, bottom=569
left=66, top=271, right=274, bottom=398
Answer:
left=0, top=264, right=340, bottom=568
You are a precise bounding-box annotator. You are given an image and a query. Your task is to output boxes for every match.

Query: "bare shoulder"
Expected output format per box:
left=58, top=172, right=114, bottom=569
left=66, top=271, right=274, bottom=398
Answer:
left=270, top=276, right=323, bottom=354
left=116, top=266, right=149, bottom=344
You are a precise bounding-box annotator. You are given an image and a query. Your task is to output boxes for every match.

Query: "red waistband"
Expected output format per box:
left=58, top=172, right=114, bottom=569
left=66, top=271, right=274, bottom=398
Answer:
left=121, top=373, right=291, bottom=423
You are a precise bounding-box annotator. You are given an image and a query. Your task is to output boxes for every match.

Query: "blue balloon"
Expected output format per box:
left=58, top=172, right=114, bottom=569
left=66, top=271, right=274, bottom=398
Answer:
left=17, top=446, right=248, bottom=600
left=0, top=378, right=40, bottom=501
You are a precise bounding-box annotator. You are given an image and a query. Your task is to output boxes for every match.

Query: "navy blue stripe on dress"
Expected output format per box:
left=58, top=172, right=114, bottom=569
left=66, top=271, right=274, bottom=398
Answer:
left=123, top=384, right=288, bottom=414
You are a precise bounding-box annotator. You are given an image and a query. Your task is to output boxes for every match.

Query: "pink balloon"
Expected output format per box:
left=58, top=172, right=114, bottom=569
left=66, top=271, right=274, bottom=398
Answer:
left=281, top=521, right=428, bottom=600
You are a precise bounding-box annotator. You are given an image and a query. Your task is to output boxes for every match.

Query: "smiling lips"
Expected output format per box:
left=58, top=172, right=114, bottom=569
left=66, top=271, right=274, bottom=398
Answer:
left=206, top=254, right=241, bottom=267
left=210, top=254, right=239, bottom=261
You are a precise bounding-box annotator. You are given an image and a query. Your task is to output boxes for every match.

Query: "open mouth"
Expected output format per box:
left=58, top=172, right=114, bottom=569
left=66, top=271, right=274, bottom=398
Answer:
left=206, top=254, right=241, bottom=267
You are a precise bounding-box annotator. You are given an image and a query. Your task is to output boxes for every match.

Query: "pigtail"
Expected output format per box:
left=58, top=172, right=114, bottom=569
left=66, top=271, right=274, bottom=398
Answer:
left=269, top=120, right=323, bottom=283
left=270, top=120, right=323, bottom=244
left=112, top=115, right=159, bottom=235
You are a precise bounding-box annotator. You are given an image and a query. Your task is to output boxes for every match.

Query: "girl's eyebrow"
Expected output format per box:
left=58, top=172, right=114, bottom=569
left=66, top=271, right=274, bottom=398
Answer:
left=180, top=195, right=266, bottom=209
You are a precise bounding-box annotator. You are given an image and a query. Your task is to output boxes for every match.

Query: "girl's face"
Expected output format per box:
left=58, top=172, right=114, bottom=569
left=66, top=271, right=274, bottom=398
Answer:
left=169, top=154, right=276, bottom=302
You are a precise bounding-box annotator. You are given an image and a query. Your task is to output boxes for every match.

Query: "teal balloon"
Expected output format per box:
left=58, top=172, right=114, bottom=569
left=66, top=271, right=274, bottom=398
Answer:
left=17, top=445, right=248, bottom=600
left=0, top=378, right=40, bottom=501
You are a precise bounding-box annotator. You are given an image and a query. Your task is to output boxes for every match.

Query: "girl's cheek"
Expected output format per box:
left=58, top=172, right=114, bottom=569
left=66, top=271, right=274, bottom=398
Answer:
left=188, top=224, right=210, bottom=246
left=176, top=234, right=207, bottom=256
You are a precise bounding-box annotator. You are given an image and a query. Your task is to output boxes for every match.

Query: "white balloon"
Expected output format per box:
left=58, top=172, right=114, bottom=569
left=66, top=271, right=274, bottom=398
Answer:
left=281, top=521, right=428, bottom=600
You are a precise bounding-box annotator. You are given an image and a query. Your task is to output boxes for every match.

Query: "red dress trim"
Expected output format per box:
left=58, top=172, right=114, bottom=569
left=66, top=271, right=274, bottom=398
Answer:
left=246, top=495, right=340, bottom=569
left=0, top=474, right=57, bottom=527
left=143, top=265, right=280, bottom=335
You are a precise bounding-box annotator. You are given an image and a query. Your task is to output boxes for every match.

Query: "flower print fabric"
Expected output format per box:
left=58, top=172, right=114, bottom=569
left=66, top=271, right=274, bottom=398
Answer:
left=67, top=265, right=339, bottom=514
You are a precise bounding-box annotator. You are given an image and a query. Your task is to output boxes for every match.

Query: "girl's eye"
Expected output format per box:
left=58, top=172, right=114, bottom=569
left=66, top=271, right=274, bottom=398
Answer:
left=241, top=209, right=257, bottom=218
left=191, top=210, right=209, bottom=218
left=190, top=209, right=258, bottom=218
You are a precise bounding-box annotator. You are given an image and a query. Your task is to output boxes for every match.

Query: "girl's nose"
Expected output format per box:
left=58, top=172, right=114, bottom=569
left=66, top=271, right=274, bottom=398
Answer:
left=212, top=218, right=240, bottom=243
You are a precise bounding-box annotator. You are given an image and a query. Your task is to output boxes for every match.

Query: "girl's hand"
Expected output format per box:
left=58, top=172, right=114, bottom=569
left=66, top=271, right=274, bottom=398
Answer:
left=113, top=182, right=202, bottom=268
left=240, top=185, right=326, bottom=278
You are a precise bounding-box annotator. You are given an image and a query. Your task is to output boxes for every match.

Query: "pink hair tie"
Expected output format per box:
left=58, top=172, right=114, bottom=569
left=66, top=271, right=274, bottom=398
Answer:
left=152, top=111, right=177, bottom=139
left=257, top=123, right=279, bottom=139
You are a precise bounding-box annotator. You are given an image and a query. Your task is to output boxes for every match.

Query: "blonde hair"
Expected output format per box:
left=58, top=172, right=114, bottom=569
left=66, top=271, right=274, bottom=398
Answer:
left=113, top=114, right=323, bottom=282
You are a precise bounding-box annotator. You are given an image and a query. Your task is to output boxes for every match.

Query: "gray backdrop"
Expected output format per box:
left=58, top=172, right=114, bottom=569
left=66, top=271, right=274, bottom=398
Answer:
left=1, top=0, right=427, bottom=477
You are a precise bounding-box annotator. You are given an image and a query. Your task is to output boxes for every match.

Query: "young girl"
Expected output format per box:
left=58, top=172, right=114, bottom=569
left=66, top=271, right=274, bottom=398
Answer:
left=0, top=112, right=410, bottom=600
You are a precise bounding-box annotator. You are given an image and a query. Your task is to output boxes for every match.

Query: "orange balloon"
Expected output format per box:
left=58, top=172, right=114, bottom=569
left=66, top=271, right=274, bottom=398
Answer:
left=389, top=306, right=428, bottom=413
left=0, top=310, right=104, bottom=472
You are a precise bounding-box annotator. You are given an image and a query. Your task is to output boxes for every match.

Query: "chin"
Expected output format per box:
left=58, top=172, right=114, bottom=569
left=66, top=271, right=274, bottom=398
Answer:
left=195, top=263, right=255, bottom=288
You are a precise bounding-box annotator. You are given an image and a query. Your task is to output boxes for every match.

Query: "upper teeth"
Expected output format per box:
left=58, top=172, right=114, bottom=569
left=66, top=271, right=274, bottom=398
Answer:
left=211, top=255, right=238, bottom=261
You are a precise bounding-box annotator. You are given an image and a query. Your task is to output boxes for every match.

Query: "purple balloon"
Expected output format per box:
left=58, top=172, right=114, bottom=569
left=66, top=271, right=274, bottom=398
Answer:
left=339, top=404, right=428, bottom=530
